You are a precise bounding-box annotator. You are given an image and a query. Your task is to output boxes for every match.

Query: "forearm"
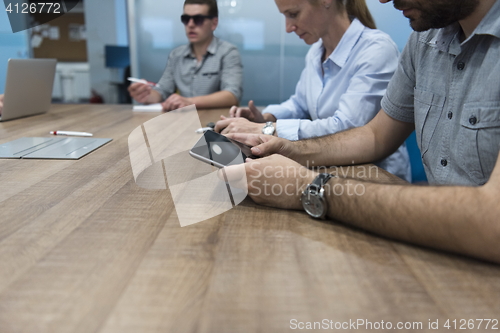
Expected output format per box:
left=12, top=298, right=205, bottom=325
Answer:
left=190, top=91, right=238, bottom=109
left=291, top=125, right=378, bottom=166
left=290, top=110, right=414, bottom=167
left=325, top=178, right=500, bottom=263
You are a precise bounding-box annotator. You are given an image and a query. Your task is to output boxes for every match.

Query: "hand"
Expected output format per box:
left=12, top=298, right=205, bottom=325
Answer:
left=222, top=154, right=317, bottom=210
left=225, top=132, right=300, bottom=161
left=0, top=94, right=4, bottom=116
left=214, top=116, right=266, bottom=135
left=128, top=82, right=152, bottom=104
left=229, top=100, right=266, bottom=122
left=162, top=93, right=192, bottom=111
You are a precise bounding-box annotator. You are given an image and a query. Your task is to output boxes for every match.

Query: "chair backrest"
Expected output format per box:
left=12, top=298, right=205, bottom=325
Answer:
left=405, top=131, right=428, bottom=183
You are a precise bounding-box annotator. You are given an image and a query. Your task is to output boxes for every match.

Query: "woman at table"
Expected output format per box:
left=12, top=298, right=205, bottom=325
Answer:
left=215, top=0, right=411, bottom=181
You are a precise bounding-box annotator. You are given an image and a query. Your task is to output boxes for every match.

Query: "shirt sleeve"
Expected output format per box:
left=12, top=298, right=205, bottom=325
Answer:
left=277, top=37, right=400, bottom=141
left=262, top=65, right=311, bottom=140
left=381, top=32, right=419, bottom=123
left=219, top=46, right=243, bottom=101
left=154, top=52, right=177, bottom=101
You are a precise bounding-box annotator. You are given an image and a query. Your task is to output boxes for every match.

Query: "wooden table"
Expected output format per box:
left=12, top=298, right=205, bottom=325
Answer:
left=0, top=104, right=499, bottom=333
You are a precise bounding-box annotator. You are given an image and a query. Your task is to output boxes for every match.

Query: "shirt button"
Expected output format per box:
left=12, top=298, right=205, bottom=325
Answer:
left=469, top=116, right=477, bottom=125
left=447, top=112, right=453, bottom=119
left=457, top=62, right=465, bottom=70
left=441, top=159, right=448, bottom=167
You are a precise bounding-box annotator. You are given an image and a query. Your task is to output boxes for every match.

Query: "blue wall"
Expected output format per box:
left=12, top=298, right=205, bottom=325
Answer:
left=367, top=1, right=413, bottom=51
left=0, top=7, right=29, bottom=94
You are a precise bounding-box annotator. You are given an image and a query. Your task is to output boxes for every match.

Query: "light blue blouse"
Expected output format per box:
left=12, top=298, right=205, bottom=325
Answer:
left=263, top=19, right=411, bottom=181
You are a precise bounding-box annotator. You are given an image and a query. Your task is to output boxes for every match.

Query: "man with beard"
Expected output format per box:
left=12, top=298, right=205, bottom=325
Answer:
left=128, top=0, right=243, bottom=111
left=223, top=0, right=500, bottom=263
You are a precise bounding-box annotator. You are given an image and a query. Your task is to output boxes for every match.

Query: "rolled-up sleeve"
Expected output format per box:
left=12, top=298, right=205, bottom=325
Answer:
left=220, top=46, right=243, bottom=101
left=381, top=32, right=418, bottom=124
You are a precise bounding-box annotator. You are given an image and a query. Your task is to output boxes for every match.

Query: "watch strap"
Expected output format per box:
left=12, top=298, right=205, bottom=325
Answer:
left=308, top=173, right=334, bottom=193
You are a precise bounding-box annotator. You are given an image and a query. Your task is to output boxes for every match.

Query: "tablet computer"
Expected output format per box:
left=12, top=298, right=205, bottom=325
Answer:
left=189, top=130, right=258, bottom=168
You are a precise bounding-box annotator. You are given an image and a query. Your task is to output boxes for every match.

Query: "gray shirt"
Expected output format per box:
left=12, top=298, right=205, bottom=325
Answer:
left=154, top=37, right=243, bottom=101
left=381, top=0, right=500, bottom=186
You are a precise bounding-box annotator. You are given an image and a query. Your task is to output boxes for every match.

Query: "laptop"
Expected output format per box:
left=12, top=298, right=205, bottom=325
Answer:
left=0, top=58, right=57, bottom=122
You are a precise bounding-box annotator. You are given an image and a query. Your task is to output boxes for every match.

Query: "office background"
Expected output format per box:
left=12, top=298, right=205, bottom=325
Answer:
left=0, top=0, right=412, bottom=105
left=128, top=0, right=413, bottom=106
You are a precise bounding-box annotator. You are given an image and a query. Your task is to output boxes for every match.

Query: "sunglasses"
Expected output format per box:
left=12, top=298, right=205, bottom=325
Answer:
left=181, top=14, right=214, bottom=26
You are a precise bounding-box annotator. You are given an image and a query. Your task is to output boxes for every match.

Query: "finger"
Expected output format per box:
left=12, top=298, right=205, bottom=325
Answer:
left=136, top=90, right=151, bottom=102
left=214, top=119, right=231, bottom=133
left=130, top=83, right=150, bottom=94
left=249, top=100, right=260, bottom=117
left=128, top=82, right=141, bottom=92
left=249, top=100, right=258, bottom=113
left=226, top=133, right=262, bottom=147
left=162, top=100, right=172, bottom=112
left=229, top=106, right=237, bottom=117
left=234, top=108, right=242, bottom=118
left=220, top=125, right=232, bottom=135
left=251, top=136, right=285, bottom=156
left=235, top=107, right=248, bottom=118
left=248, top=100, right=266, bottom=122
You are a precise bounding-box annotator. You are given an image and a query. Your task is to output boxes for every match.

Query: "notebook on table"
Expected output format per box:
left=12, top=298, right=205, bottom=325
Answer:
left=0, top=137, right=112, bottom=160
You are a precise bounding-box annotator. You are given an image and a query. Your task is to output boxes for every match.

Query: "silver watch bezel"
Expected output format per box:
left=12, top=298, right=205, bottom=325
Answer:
left=301, top=173, right=334, bottom=219
left=301, top=186, right=328, bottom=219
left=262, top=122, right=275, bottom=135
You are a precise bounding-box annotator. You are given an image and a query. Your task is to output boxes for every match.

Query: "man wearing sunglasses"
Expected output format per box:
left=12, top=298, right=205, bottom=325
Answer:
left=128, top=0, right=243, bottom=111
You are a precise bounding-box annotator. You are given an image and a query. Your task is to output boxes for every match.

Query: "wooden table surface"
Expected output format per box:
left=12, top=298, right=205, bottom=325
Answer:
left=0, top=104, right=499, bottom=333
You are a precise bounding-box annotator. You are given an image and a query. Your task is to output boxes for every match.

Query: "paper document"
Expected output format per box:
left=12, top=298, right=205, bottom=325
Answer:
left=133, top=103, right=163, bottom=112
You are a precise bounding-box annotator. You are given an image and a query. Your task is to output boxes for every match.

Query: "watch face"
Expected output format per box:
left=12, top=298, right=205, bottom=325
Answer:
left=263, top=127, right=273, bottom=135
left=262, top=126, right=273, bottom=135
left=301, top=191, right=325, bottom=218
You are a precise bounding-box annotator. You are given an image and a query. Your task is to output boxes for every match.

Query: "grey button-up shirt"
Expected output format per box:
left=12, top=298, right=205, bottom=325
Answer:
left=154, top=37, right=243, bottom=101
left=381, top=0, right=500, bottom=186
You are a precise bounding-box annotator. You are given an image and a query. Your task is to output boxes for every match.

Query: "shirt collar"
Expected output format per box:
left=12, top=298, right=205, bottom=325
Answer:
left=183, top=36, right=219, bottom=58
left=326, top=18, right=364, bottom=68
left=206, top=36, right=218, bottom=55
left=432, top=0, right=500, bottom=54
left=473, top=0, right=500, bottom=39
left=430, top=23, right=460, bottom=54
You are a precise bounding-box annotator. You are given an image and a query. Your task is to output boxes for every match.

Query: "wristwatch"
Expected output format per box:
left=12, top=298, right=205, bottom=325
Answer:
left=301, top=173, right=335, bottom=219
left=262, top=122, right=275, bottom=135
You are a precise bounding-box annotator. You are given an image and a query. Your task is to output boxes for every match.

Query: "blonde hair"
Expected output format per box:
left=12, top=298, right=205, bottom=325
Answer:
left=336, top=0, right=376, bottom=29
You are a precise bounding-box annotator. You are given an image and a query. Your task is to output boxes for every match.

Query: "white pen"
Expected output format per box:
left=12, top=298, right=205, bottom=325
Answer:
left=127, top=77, right=158, bottom=87
left=50, top=131, right=93, bottom=137
left=195, top=127, right=214, bottom=134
